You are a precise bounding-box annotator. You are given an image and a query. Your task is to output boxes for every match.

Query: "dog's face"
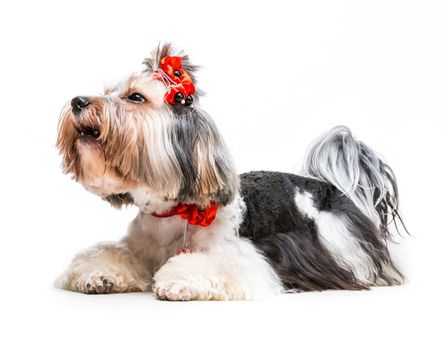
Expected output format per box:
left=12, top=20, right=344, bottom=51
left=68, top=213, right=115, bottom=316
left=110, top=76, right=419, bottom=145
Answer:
left=57, top=44, right=238, bottom=209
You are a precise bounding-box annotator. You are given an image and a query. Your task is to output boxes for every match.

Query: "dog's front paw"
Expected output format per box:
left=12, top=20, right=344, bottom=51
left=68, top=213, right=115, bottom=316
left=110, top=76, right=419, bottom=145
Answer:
left=58, top=270, right=148, bottom=294
left=65, top=273, right=118, bottom=294
left=83, top=275, right=115, bottom=294
left=153, top=275, right=223, bottom=301
left=56, top=243, right=151, bottom=294
left=59, top=271, right=148, bottom=294
left=153, top=279, right=195, bottom=301
left=152, top=254, right=227, bottom=301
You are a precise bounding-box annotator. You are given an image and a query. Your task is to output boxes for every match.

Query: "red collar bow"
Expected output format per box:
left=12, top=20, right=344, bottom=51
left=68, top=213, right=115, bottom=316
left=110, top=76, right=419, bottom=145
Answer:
left=151, top=202, right=219, bottom=227
left=155, top=56, right=196, bottom=107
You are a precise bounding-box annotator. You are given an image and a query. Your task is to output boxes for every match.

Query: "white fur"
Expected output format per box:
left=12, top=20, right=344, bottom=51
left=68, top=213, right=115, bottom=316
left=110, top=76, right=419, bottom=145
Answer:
left=55, top=242, right=151, bottom=293
left=57, top=193, right=283, bottom=300
left=56, top=51, right=401, bottom=299
left=153, top=196, right=283, bottom=300
left=294, top=190, right=376, bottom=283
left=299, top=126, right=394, bottom=228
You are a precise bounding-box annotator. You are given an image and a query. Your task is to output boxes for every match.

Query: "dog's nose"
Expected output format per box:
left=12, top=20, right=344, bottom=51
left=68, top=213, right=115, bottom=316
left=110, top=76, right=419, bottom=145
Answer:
left=71, top=96, right=90, bottom=115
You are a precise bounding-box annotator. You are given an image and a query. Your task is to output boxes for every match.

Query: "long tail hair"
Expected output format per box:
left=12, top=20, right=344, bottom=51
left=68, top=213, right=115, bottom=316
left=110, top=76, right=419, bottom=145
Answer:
left=300, top=126, right=407, bottom=239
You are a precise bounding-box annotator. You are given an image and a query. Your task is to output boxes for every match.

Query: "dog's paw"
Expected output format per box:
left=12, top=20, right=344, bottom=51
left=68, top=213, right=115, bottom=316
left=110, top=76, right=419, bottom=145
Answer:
left=83, top=275, right=115, bottom=294
left=68, top=274, right=117, bottom=294
left=153, top=279, right=194, bottom=301
left=56, top=243, right=152, bottom=294
left=59, top=270, right=148, bottom=294
left=152, top=256, right=227, bottom=301
left=153, top=277, right=221, bottom=301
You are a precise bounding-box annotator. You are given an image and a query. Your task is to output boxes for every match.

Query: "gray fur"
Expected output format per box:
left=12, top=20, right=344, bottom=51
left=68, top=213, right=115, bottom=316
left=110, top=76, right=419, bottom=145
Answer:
left=300, top=125, right=405, bottom=239
left=170, top=107, right=239, bottom=205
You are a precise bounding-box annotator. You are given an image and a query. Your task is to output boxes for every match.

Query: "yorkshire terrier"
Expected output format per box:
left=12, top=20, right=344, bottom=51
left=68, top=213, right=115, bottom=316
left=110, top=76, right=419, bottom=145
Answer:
left=56, top=43, right=405, bottom=300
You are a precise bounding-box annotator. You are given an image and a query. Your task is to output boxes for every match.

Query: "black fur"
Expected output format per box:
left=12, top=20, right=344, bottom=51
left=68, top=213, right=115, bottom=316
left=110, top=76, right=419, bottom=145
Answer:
left=142, top=45, right=404, bottom=291
left=238, top=171, right=402, bottom=291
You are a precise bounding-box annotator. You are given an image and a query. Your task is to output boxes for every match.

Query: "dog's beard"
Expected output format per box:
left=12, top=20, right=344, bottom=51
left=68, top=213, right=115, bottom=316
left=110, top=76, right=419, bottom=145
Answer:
left=57, top=98, right=239, bottom=208
left=57, top=99, right=139, bottom=198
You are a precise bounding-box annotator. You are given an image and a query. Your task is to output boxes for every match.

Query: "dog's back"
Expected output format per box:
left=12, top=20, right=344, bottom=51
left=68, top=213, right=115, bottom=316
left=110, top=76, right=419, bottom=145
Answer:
left=238, top=126, right=405, bottom=291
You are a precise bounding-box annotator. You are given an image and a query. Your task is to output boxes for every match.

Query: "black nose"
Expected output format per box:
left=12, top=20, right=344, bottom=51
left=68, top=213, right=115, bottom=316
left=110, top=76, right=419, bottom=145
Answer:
left=71, top=96, right=90, bottom=115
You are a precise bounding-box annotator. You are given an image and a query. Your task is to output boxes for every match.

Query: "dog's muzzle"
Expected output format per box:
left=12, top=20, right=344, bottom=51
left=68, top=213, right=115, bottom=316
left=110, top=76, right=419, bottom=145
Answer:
left=71, top=96, right=90, bottom=115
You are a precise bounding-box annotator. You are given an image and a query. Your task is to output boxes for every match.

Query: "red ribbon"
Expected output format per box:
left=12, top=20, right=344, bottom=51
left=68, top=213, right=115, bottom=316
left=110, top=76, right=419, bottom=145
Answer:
left=151, top=202, right=219, bottom=227
left=157, top=56, right=196, bottom=105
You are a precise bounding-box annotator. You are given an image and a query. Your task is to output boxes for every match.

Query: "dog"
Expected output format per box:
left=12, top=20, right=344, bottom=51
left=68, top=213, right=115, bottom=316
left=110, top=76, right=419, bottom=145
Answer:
left=56, top=43, right=406, bottom=300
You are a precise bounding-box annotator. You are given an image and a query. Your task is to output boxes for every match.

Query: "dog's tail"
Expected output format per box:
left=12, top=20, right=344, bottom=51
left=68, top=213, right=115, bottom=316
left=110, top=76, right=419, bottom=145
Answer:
left=300, top=125, right=407, bottom=239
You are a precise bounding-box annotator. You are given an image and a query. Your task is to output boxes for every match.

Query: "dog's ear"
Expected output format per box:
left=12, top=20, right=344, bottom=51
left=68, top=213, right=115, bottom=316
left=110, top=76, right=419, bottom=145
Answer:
left=172, top=108, right=239, bottom=206
left=192, top=108, right=239, bottom=205
left=143, top=44, right=237, bottom=206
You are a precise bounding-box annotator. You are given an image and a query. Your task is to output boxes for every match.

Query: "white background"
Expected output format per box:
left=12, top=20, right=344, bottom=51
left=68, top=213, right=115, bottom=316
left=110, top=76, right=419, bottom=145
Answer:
left=0, top=0, right=442, bottom=349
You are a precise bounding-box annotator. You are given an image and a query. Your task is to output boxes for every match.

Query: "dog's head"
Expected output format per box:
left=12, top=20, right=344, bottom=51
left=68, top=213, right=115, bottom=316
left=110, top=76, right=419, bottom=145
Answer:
left=57, top=43, right=238, bottom=209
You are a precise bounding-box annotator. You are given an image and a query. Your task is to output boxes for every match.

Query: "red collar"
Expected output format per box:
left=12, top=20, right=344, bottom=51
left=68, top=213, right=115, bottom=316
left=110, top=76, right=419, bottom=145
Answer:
left=151, top=202, right=219, bottom=227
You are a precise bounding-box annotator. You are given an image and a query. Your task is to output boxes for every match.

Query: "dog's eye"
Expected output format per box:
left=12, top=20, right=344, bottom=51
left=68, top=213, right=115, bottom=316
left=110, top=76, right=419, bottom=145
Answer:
left=128, top=93, right=146, bottom=103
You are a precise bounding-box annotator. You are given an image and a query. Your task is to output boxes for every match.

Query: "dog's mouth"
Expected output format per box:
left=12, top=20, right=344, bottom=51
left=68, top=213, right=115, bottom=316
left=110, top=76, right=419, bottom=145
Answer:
left=75, top=125, right=100, bottom=140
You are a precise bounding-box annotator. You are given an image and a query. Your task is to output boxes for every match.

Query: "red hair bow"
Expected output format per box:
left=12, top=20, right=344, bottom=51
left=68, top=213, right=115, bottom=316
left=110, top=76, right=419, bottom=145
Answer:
left=157, top=56, right=196, bottom=106
left=151, top=202, right=219, bottom=227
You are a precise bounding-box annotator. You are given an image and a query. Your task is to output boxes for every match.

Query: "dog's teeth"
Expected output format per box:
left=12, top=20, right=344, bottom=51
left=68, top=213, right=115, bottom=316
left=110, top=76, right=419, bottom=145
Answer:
left=80, top=132, right=84, bottom=136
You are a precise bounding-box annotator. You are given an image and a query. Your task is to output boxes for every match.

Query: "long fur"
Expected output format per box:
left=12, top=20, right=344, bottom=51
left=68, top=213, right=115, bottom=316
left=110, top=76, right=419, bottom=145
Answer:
left=299, top=126, right=406, bottom=239
left=56, top=44, right=407, bottom=300
left=238, top=171, right=403, bottom=291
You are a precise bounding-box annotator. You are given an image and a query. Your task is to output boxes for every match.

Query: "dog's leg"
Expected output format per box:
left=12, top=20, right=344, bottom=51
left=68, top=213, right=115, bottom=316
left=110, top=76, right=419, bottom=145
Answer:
left=55, top=242, right=151, bottom=294
left=152, top=238, right=283, bottom=301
